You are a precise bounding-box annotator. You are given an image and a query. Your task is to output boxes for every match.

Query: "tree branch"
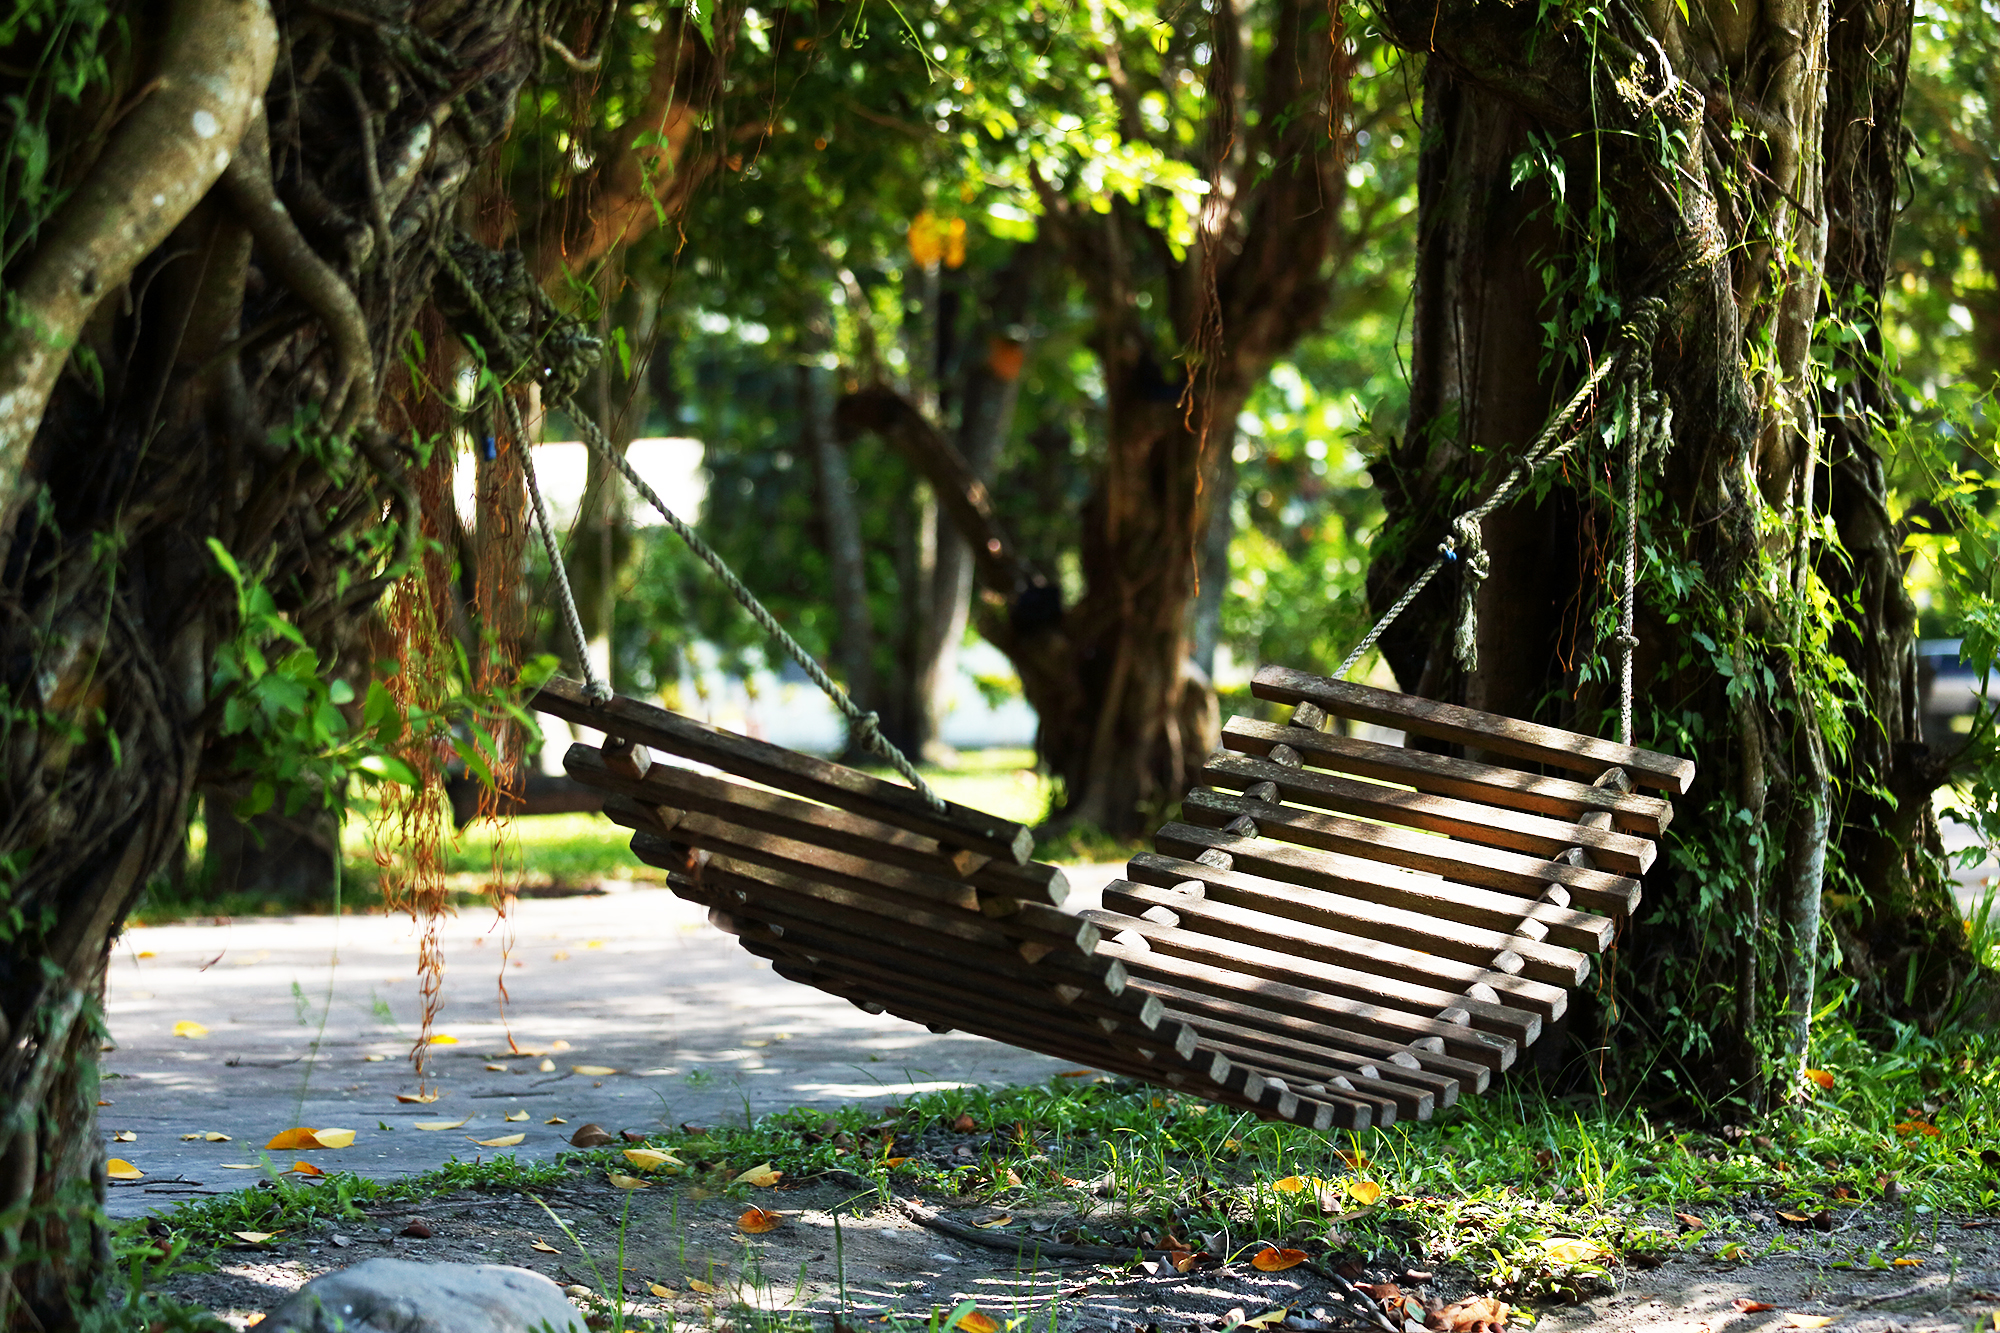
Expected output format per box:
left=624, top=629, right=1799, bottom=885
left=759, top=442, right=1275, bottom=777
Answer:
left=833, top=386, right=1046, bottom=605
left=0, top=0, right=277, bottom=536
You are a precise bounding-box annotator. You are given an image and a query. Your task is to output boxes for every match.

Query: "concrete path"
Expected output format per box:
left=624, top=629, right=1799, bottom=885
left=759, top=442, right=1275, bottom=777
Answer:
left=101, top=870, right=1126, bottom=1218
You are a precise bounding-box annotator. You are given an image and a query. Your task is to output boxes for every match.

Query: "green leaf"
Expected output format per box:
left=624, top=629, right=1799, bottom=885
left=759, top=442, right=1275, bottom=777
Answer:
left=357, top=753, right=420, bottom=786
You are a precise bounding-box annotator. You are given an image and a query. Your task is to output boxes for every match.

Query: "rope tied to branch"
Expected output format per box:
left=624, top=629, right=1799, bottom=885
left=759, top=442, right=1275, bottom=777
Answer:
left=435, top=238, right=947, bottom=811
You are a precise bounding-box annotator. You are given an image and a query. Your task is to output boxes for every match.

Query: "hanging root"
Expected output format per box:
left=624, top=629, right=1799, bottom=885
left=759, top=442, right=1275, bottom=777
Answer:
left=219, top=108, right=376, bottom=436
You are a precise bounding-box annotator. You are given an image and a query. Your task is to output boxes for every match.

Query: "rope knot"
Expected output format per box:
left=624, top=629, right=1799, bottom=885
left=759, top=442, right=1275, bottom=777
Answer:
left=1621, top=297, right=1666, bottom=351
left=1449, top=515, right=1489, bottom=673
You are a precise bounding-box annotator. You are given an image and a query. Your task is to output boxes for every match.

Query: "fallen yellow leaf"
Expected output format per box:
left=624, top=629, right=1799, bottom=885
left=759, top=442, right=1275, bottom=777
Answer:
left=1238, top=1310, right=1289, bottom=1330
left=311, top=1128, right=356, bottom=1149
left=1271, top=1175, right=1309, bottom=1194
left=571, top=1065, right=618, bottom=1077
left=739, top=1206, right=783, bottom=1234
left=413, top=1118, right=472, bottom=1132
left=245, top=1315, right=265, bottom=1327
left=1803, top=1068, right=1835, bottom=1090
left=112, top=1131, right=135, bottom=1142
left=545, top=1116, right=568, bottom=1125
left=364, top=1054, right=386, bottom=1063
left=181, top=1131, right=230, bottom=1141
left=1782, top=1316, right=1835, bottom=1329
left=394, top=1092, right=438, bottom=1104
left=137, top=951, right=156, bottom=959
left=1055, top=1069, right=1093, bottom=1078
left=265, top=1128, right=321, bottom=1151
left=883, top=1156, right=909, bottom=1167
left=1252, top=1247, right=1307, bottom=1272
left=232, top=1231, right=276, bottom=1243
left=485, top=1063, right=508, bottom=1072
left=1334, top=1147, right=1369, bottom=1169
left=607, top=1173, right=651, bottom=1190
left=106, top=1159, right=142, bottom=1180
left=173, top=1021, right=208, bottom=1039
left=956, top=1313, right=1001, bottom=1333
left=472, top=1133, right=526, bottom=1148
left=428, top=1034, right=458, bottom=1045
left=1892, top=1256, right=1923, bottom=1267
left=505, top=1110, right=530, bottom=1122
left=531, top=1239, right=561, bottom=1254
left=286, top=1161, right=324, bottom=1177
left=217, top=1164, right=260, bottom=1170
left=551, top=951, right=569, bottom=961
left=551, top=1040, right=571, bottom=1050
left=1541, top=1237, right=1612, bottom=1265
left=585, top=940, right=605, bottom=949
left=688, top=1278, right=716, bottom=1295
left=649, top=1283, right=674, bottom=1298
left=733, top=1162, right=782, bottom=1187
left=623, top=1148, right=682, bottom=1172
left=1349, top=1179, right=1384, bottom=1205
left=538, top=1059, right=556, bottom=1073
left=1893, top=1120, right=1941, bottom=1138
left=974, top=1214, right=1013, bottom=1229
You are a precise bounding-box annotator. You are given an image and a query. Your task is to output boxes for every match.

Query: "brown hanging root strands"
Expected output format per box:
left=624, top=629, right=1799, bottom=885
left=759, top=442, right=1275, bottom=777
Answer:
left=378, top=308, right=462, bottom=1086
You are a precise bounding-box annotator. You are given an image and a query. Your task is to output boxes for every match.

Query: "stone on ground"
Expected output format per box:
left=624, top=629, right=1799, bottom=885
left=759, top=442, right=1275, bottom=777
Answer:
left=262, top=1258, right=584, bottom=1333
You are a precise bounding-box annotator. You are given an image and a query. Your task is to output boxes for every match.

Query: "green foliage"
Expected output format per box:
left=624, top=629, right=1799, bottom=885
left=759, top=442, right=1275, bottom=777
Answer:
left=0, top=0, right=121, bottom=273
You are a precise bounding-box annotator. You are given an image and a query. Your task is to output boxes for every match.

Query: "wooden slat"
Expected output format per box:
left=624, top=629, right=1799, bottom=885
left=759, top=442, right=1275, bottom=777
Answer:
left=1182, top=788, right=1642, bottom=917
left=1153, top=824, right=1616, bottom=953
left=1192, top=1037, right=1404, bottom=1124
left=630, top=833, right=1119, bottom=995
left=538, top=676, right=1034, bottom=861
left=1095, top=939, right=1517, bottom=1072
left=1084, top=907, right=1542, bottom=1044
left=1124, top=852, right=1590, bottom=987
left=1222, top=718, right=1673, bottom=837
left=604, top=798, right=1087, bottom=952
left=1160, top=1007, right=1442, bottom=1116
left=1252, top=665, right=1695, bottom=794
left=569, top=746, right=1066, bottom=904
left=1103, top=880, right=1568, bottom=1019
left=1134, top=975, right=1489, bottom=1094
left=1201, top=751, right=1657, bottom=874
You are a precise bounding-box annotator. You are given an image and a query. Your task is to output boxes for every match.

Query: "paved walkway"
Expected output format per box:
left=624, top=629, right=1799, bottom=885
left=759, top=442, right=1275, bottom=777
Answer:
left=101, top=870, right=1126, bottom=1218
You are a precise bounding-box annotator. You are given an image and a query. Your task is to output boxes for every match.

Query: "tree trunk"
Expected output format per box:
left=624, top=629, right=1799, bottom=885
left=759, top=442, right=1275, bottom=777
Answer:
left=0, top=2, right=540, bottom=1320
left=1370, top=0, right=1980, bottom=1094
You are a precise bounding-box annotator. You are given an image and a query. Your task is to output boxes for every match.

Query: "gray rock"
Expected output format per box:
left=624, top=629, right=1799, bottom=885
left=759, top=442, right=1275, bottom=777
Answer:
left=262, top=1258, right=586, bottom=1333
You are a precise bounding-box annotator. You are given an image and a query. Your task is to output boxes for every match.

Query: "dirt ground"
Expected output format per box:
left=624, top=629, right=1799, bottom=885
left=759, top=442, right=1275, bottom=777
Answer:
left=150, top=1170, right=2000, bottom=1332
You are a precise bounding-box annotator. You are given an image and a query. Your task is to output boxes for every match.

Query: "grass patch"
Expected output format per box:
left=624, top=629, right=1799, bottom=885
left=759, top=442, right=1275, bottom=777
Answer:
left=137, top=1017, right=1999, bottom=1322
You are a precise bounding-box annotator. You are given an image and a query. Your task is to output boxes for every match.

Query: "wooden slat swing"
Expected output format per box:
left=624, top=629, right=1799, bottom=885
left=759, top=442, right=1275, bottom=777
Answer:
left=536, top=668, right=1690, bottom=1131
left=513, top=296, right=1691, bottom=1130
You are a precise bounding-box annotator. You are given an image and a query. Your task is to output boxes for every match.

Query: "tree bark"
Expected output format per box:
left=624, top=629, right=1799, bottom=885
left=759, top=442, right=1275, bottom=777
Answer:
left=1369, top=0, right=1980, bottom=1091
left=0, top=3, right=540, bottom=1321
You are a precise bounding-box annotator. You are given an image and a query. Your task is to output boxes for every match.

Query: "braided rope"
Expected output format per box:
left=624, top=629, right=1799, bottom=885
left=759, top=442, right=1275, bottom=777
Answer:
left=436, top=243, right=945, bottom=811
left=1335, top=301, right=1666, bottom=683
left=509, top=395, right=609, bottom=703
left=1616, top=389, right=1643, bottom=746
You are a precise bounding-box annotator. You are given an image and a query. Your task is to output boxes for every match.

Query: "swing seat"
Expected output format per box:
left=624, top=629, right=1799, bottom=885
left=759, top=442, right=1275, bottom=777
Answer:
left=536, top=667, right=1691, bottom=1130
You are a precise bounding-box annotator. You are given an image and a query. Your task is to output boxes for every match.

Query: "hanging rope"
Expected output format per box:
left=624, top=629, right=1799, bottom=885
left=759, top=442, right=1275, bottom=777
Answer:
left=435, top=242, right=947, bottom=812
left=1333, top=299, right=1667, bottom=688
left=509, top=394, right=609, bottom=703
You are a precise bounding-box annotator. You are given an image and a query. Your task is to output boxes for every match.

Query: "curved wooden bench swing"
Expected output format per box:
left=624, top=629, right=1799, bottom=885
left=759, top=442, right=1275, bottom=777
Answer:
left=489, top=273, right=1691, bottom=1133
left=536, top=667, right=1690, bottom=1132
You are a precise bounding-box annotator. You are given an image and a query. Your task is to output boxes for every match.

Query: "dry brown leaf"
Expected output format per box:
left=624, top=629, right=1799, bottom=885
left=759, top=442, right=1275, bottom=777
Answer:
left=1733, top=1299, right=1777, bottom=1312
left=738, top=1206, right=783, bottom=1234
left=1171, top=1250, right=1210, bottom=1273
left=1251, top=1247, right=1307, bottom=1272
left=265, top=1128, right=321, bottom=1151
left=471, top=1133, right=526, bottom=1148
left=1893, top=1119, right=1941, bottom=1137
left=412, top=1117, right=472, bottom=1132
left=531, top=1239, right=561, bottom=1254
left=1804, top=1068, right=1835, bottom=1090
left=105, top=1159, right=142, bottom=1180
left=733, top=1162, right=781, bottom=1187
left=286, top=1161, right=324, bottom=1176
left=1427, top=1295, right=1511, bottom=1333
left=1055, top=1069, right=1093, bottom=1078
left=1675, top=1212, right=1707, bottom=1231
left=569, top=1123, right=615, bottom=1148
